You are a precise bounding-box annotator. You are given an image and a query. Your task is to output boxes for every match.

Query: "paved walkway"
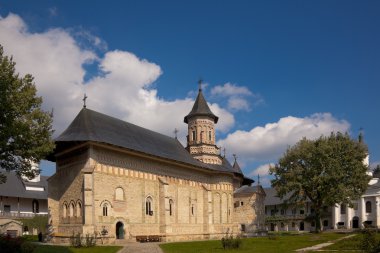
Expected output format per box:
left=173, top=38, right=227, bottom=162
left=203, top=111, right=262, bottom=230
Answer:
left=295, top=234, right=357, bottom=252
left=117, top=242, right=163, bottom=253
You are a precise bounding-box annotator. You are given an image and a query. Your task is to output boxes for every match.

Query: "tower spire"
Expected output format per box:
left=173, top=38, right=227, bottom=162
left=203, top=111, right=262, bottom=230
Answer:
left=184, top=80, right=221, bottom=165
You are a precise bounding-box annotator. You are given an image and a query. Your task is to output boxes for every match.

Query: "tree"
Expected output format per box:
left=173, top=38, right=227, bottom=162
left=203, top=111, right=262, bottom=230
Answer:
left=270, top=132, right=370, bottom=233
left=0, top=45, right=54, bottom=183
left=373, top=164, right=380, bottom=178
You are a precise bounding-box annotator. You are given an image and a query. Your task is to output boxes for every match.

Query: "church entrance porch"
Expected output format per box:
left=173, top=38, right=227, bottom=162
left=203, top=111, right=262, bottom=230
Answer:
left=116, top=222, right=124, bottom=239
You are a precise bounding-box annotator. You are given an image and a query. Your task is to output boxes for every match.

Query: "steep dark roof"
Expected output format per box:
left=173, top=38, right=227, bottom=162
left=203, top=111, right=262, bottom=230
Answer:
left=184, top=89, right=218, bottom=123
left=234, top=185, right=265, bottom=196
left=264, top=188, right=305, bottom=206
left=0, top=170, right=48, bottom=199
left=53, top=108, right=236, bottom=175
left=232, top=160, right=243, bottom=174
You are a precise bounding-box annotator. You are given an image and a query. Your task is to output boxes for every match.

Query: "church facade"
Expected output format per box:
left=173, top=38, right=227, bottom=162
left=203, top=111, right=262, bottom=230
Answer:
left=47, top=87, right=257, bottom=242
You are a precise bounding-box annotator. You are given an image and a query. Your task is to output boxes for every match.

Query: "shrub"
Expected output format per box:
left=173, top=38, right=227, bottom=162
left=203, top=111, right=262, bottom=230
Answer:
left=85, top=233, right=96, bottom=247
left=221, top=231, right=242, bottom=249
left=20, top=242, right=36, bottom=253
left=0, top=235, right=35, bottom=253
left=268, top=233, right=277, bottom=240
left=70, top=232, right=82, bottom=248
left=70, top=232, right=96, bottom=248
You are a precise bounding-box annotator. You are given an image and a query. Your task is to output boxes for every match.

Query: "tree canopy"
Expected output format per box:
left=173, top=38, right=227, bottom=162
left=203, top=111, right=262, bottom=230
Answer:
left=373, top=164, right=380, bottom=178
left=270, top=132, right=370, bottom=232
left=0, top=45, right=54, bottom=183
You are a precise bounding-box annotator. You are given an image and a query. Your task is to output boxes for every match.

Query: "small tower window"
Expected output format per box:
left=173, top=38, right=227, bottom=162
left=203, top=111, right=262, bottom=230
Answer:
left=208, top=131, right=212, bottom=141
left=192, top=131, right=196, bottom=141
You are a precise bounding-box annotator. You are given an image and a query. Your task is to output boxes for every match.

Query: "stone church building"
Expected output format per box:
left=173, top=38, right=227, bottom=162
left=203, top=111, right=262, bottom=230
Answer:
left=47, top=87, right=261, bottom=242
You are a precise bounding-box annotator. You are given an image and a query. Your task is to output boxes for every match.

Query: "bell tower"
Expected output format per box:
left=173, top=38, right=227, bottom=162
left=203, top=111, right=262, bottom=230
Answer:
left=184, top=81, right=222, bottom=165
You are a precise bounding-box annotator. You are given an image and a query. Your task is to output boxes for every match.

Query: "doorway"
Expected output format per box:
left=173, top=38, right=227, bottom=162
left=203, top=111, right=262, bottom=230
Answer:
left=300, top=222, right=304, bottom=231
left=116, top=222, right=124, bottom=239
left=352, top=216, right=359, bottom=229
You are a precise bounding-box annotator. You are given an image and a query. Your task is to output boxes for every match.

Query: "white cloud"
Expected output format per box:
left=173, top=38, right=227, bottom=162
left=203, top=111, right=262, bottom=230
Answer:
left=248, top=163, right=274, bottom=178
left=0, top=13, right=96, bottom=135
left=228, top=97, right=250, bottom=111
left=211, top=82, right=252, bottom=97
left=210, top=82, right=263, bottom=111
left=0, top=13, right=235, bottom=143
left=217, top=113, right=350, bottom=163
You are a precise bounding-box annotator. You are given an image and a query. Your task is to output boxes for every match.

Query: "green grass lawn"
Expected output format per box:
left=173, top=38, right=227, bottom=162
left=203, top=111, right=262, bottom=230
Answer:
left=318, top=233, right=380, bottom=252
left=33, top=245, right=122, bottom=253
left=160, top=232, right=347, bottom=253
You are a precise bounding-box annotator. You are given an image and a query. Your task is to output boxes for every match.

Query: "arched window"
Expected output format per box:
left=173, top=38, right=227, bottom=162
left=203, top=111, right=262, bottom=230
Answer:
left=340, top=204, right=346, bottom=214
left=32, top=199, right=39, bottom=213
left=103, top=203, right=108, bottom=216
left=146, top=196, right=153, bottom=216
left=70, top=202, right=75, bottom=217
left=191, top=204, right=195, bottom=216
left=63, top=203, right=68, bottom=218
left=115, top=187, right=124, bottom=201
left=76, top=202, right=82, bottom=217
left=169, top=199, right=174, bottom=216
left=366, top=201, right=372, bottom=213
left=208, top=131, right=212, bottom=141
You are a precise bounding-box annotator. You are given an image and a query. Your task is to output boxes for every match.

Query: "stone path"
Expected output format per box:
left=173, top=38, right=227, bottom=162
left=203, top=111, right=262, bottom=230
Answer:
left=295, top=234, right=357, bottom=252
left=117, top=242, right=163, bottom=253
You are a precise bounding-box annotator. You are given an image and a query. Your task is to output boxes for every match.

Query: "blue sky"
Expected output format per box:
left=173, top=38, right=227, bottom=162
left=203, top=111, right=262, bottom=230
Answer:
left=1, top=1, right=379, bottom=186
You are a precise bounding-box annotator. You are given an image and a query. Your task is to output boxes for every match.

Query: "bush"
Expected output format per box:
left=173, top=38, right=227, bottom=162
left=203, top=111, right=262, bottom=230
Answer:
left=221, top=231, right=242, bottom=249
left=360, top=228, right=380, bottom=253
left=70, top=232, right=82, bottom=248
left=20, top=242, right=36, bottom=253
left=0, top=235, right=35, bottom=253
left=70, top=232, right=96, bottom=248
left=85, top=233, right=96, bottom=247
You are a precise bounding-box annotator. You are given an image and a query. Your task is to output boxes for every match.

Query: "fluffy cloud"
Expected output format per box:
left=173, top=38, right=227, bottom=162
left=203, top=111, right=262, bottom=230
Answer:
left=211, top=83, right=252, bottom=96
left=0, top=13, right=96, bottom=134
left=217, top=113, right=350, bottom=163
left=248, top=163, right=273, bottom=178
left=211, top=82, right=263, bottom=111
left=0, top=13, right=235, bottom=142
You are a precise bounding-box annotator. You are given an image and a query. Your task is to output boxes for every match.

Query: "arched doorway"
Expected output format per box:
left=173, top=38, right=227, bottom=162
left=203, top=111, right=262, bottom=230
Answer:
left=352, top=216, right=359, bottom=229
left=116, top=222, right=124, bottom=239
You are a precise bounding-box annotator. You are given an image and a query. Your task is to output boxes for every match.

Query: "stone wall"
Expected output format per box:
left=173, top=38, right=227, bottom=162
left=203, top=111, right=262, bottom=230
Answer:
left=49, top=143, right=245, bottom=242
left=48, top=146, right=88, bottom=236
left=233, top=190, right=266, bottom=235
